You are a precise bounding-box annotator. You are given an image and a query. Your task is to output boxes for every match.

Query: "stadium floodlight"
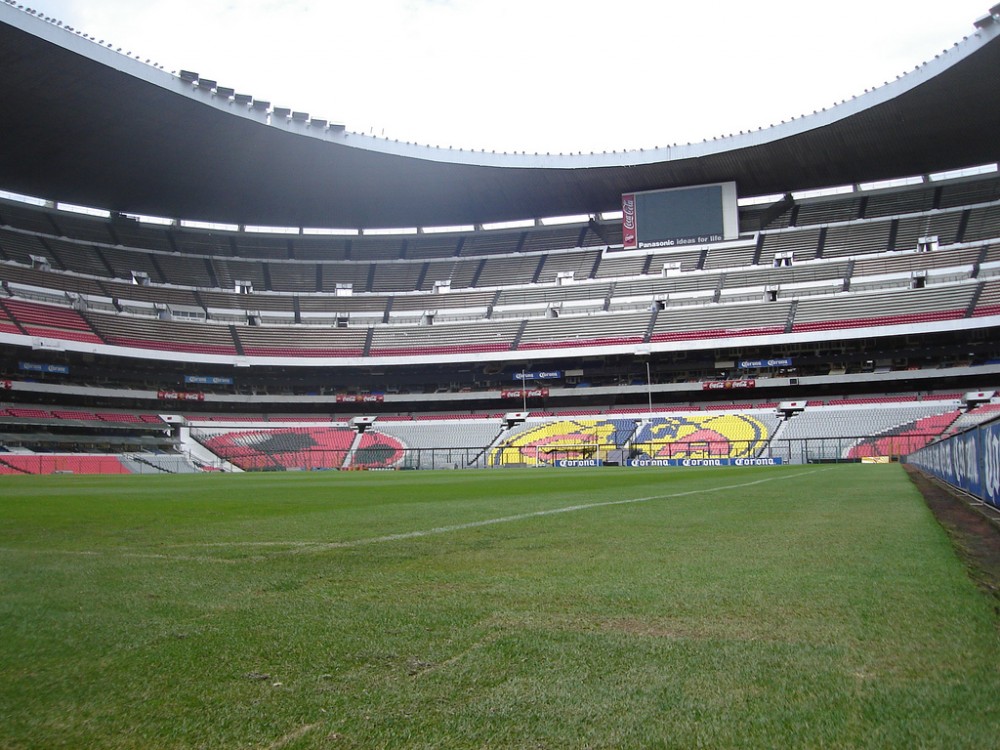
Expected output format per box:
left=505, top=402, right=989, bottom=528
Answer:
left=234, top=93, right=252, bottom=105
left=974, top=13, right=995, bottom=28
left=778, top=401, right=806, bottom=418
left=504, top=412, right=528, bottom=429
left=350, top=416, right=377, bottom=433
left=29, top=254, right=51, bottom=271
left=991, top=3, right=1000, bottom=17
left=917, top=236, right=939, bottom=253
left=179, top=70, right=198, bottom=83
left=962, top=391, right=996, bottom=408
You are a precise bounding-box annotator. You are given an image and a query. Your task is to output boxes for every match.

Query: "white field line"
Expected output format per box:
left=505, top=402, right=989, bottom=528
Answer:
left=0, top=546, right=242, bottom=565
left=219, top=468, right=828, bottom=556
left=0, top=469, right=828, bottom=563
left=265, top=723, right=321, bottom=750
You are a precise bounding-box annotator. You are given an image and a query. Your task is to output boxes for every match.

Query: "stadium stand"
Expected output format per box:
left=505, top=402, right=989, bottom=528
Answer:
left=0, top=454, right=130, bottom=475
left=195, top=426, right=405, bottom=470
left=1, top=4, right=999, bottom=471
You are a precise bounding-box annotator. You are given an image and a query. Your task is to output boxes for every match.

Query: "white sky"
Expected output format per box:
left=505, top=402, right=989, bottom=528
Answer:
left=24, top=1, right=998, bottom=154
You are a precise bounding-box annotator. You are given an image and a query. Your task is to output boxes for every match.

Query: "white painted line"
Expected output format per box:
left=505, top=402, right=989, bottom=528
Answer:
left=0, top=546, right=240, bottom=565
left=284, top=468, right=827, bottom=555
left=0, top=469, right=827, bottom=563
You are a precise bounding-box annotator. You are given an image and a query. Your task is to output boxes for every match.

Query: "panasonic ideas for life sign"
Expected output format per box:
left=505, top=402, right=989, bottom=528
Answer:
left=621, top=182, right=738, bottom=251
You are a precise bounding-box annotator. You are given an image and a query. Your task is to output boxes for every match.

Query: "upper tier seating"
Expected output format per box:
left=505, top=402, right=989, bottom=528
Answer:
left=2, top=173, right=1000, bottom=360
left=369, top=319, right=523, bottom=356
left=85, top=310, right=237, bottom=355
left=0, top=298, right=103, bottom=344
left=235, top=325, right=368, bottom=357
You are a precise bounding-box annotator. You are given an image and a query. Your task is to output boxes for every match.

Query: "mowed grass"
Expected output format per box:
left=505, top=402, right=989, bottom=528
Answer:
left=1, top=465, right=998, bottom=749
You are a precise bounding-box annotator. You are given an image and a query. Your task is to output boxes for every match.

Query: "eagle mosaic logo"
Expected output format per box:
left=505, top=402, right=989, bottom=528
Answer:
left=490, top=419, right=637, bottom=466
left=632, top=414, right=771, bottom=460
left=204, top=427, right=405, bottom=470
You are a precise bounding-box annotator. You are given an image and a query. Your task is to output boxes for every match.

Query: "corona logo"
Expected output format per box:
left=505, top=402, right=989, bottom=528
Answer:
left=633, top=415, right=770, bottom=459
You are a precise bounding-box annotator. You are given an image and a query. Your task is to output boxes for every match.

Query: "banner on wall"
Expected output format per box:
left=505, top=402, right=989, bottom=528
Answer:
left=909, top=419, right=995, bottom=509
left=979, top=421, right=1000, bottom=507
left=702, top=380, right=756, bottom=391
left=621, top=193, right=638, bottom=250
left=626, top=457, right=782, bottom=467
left=513, top=371, right=562, bottom=381
left=737, top=358, right=791, bottom=369
left=184, top=375, right=233, bottom=385
left=19, top=361, right=70, bottom=375
left=501, top=388, right=549, bottom=399
left=157, top=391, right=205, bottom=401
left=335, top=394, right=384, bottom=403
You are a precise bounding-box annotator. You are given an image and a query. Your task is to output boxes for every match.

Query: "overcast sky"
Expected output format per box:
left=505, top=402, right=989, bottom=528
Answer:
left=26, top=1, right=997, bottom=154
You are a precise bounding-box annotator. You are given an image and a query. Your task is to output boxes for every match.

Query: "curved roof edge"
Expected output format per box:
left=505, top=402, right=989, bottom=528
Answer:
left=2, top=5, right=1000, bottom=227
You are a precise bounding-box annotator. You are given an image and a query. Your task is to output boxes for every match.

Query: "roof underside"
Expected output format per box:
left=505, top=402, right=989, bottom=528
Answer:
left=1, top=12, right=999, bottom=228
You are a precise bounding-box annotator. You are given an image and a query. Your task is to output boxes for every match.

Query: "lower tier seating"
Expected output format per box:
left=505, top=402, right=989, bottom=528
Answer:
left=181, top=399, right=977, bottom=471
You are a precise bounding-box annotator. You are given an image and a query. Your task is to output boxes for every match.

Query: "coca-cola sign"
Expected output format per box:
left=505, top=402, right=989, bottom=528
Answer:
left=335, top=394, right=385, bottom=403
left=701, top=380, right=756, bottom=391
left=157, top=390, right=205, bottom=401
left=501, top=388, right=549, bottom=399
left=621, top=193, right=637, bottom=250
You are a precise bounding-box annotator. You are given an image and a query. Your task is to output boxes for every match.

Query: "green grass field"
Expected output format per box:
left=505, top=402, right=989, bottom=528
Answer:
left=1, top=464, right=997, bottom=749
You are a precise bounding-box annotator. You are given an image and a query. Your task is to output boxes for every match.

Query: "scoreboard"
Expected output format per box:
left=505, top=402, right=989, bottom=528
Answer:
left=621, top=182, right=738, bottom=250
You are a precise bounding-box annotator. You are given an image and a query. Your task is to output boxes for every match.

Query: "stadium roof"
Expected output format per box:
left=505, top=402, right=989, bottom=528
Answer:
left=1, top=4, right=1000, bottom=230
